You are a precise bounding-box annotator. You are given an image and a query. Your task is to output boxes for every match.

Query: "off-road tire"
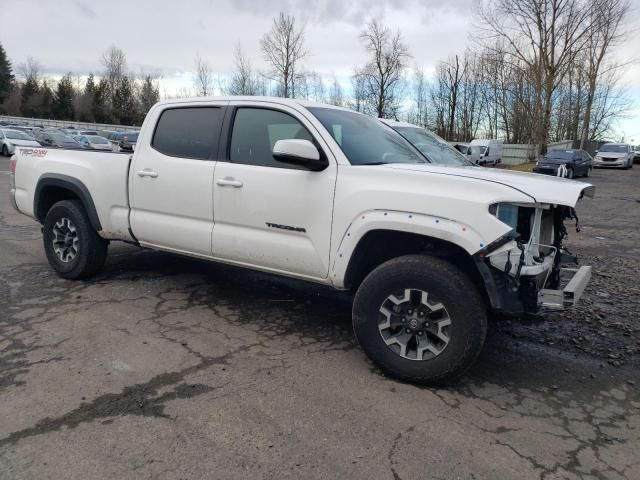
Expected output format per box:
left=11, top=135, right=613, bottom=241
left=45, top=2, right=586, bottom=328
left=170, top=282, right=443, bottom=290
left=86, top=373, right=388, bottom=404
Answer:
left=43, top=200, right=108, bottom=279
left=352, top=254, right=487, bottom=385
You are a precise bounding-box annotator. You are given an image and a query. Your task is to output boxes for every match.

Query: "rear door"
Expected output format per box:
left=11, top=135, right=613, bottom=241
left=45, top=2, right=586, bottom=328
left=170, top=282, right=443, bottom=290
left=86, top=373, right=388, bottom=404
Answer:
left=212, top=101, right=337, bottom=279
left=129, top=103, right=226, bottom=256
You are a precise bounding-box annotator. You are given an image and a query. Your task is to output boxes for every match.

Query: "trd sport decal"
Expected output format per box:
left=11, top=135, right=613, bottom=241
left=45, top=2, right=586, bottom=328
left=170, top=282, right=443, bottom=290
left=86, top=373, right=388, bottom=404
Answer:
left=265, top=222, right=306, bottom=233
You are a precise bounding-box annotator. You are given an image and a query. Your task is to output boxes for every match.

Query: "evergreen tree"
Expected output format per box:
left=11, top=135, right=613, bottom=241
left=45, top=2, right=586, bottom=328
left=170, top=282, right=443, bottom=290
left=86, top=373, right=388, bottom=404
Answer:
left=0, top=42, right=14, bottom=104
left=20, top=76, right=41, bottom=117
left=112, top=76, right=137, bottom=125
left=40, top=79, right=54, bottom=118
left=77, top=73, right=96, bottom=122
left=138, top=74, right=159, bottom=123
left=93, top=77, right=111, bottom=123
left=53, top=73, right=75, bottom=120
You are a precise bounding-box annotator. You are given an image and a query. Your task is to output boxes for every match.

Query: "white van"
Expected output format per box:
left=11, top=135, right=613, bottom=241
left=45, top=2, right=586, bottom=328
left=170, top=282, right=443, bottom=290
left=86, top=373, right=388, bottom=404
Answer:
left=469, top=139, right=503, bottom=167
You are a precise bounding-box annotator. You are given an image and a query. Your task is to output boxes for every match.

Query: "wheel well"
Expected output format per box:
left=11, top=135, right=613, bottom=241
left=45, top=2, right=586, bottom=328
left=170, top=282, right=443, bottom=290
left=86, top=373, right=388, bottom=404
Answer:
left=34, top=175, right=102, bottom=231
left=36, top=186, right=80, bottom=223
left=343, top=229, right=489, bottom=305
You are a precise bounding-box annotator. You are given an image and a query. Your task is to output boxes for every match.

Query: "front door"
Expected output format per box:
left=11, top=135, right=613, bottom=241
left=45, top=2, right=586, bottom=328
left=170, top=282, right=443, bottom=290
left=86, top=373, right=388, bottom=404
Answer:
left=212, top=103, right=337, bottom=279
left=130, top=104, right=225, bottom=256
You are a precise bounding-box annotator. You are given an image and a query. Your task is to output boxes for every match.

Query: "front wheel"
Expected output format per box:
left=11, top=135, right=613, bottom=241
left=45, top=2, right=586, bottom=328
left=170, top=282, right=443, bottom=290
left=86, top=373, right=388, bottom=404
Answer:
left=585, top=166, right=592, bottom=178
left=43, top=200, right=108, bottom=279
left=1, top=145, right=8, bottom=156
left=352, top=255, right=487, bottom=385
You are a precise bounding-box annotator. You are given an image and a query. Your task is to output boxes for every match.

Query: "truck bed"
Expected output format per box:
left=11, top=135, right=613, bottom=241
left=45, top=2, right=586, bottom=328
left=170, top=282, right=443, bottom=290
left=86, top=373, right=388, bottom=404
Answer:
left=12, top=147, right=134, bottom=241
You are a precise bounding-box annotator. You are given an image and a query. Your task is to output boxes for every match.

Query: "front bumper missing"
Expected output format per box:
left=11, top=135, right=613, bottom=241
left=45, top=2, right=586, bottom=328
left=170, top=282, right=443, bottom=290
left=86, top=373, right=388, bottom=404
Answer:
left=538, top=265, right=592, bottom=310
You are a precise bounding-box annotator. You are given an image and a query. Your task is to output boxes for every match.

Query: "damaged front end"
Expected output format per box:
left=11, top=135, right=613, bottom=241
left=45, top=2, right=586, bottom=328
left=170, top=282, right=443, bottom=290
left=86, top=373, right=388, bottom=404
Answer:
left=475, top=188, right=594, bottom=315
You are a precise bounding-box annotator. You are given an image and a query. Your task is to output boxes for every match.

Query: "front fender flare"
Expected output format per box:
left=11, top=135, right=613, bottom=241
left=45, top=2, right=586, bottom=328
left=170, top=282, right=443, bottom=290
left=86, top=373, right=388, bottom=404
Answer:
left=329, top=209, right=491, bottom=288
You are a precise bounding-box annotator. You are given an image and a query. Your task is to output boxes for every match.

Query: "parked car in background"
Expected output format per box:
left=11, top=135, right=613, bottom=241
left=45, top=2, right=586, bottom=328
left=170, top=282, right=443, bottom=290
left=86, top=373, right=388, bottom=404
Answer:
left=593, top=143, right=634, bottom=169
left=633, top=147, right=640, bottom=164
left=35, top=131, right=85, bottom=149
left=457, top=144, right=485, bottom=165
left=533, top=149, right=592, bottom=179
left=73, top=135, right=113, bottom=151
left=381, top=120, right=475, bottom=166
left=108, top=131, right=139, bottom=152
left=0, top=129, right=41, bottom=155
left=7, top=126, right=37, bottom=137
left=470, top=139, right=503, bottom=166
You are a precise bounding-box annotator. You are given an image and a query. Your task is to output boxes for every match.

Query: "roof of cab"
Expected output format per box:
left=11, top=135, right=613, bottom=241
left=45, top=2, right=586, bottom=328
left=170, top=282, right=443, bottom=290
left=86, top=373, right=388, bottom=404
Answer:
left=155, top=95, right=354, bottom=113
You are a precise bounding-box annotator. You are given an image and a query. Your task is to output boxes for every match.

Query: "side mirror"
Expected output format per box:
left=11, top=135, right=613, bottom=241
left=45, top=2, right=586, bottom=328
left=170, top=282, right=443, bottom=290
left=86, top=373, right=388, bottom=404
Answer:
left=595, top=150, right=599, bottom=153
left=272, top=139, right=327, bottom=171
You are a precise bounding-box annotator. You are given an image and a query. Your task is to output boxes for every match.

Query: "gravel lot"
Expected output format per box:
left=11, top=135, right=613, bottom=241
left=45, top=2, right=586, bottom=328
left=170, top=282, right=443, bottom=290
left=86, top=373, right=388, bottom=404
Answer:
left=1, top=159, right=638, bottom=479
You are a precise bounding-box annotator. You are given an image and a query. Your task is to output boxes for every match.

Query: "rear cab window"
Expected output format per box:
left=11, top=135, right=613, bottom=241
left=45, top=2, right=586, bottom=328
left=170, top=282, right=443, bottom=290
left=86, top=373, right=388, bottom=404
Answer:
left=152, top=107, right=223, bottom=159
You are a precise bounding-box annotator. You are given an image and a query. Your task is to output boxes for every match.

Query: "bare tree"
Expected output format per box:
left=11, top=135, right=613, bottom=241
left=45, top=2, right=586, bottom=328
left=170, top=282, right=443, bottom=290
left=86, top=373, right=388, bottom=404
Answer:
left=228, top=43, right=261, bottom=95
left=478, top=0, right=594, bottom=154
left=260, top=12, right=308, bottom=98
left=407, top=67, right=429, bottom=127
left=17, top=57, right=42, bottom=82
left=100, top=45, right=127, bottom=95
left=193, top=53, right=214, bottom=96
left=328, top=77, right=344, bottom=106
left=357, top=20, right=410, bottom=118
left=350, top=72, right=368, bottom=113
left=579, top=0, right=630, bottom=148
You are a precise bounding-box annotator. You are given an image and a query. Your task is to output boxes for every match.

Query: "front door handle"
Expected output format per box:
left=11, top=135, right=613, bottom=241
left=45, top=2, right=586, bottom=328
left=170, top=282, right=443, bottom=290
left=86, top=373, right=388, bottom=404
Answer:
left=137, top=169, right=158, bottom=178
left=216, top=177, right=243, bottom=188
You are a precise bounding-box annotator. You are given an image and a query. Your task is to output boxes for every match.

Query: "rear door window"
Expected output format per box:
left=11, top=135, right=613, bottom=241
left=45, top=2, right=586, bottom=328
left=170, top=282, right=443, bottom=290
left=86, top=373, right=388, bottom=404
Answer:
left=152, top=107, right=223, bottom=160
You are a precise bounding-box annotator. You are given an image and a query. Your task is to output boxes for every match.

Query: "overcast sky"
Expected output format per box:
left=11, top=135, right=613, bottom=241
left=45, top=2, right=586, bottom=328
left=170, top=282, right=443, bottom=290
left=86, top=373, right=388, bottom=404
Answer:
left=2, top=0, right=639, bottom=138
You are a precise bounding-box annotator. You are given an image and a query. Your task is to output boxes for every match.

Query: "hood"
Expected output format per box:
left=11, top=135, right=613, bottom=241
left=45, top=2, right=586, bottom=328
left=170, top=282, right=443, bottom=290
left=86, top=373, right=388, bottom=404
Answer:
left=541, top=157, right=574, bottom=165
left=8, top=139, right=40, bottom=147
left=596, top=151, right=626, bottom=158
left=383, top=164, right=594, bottom=207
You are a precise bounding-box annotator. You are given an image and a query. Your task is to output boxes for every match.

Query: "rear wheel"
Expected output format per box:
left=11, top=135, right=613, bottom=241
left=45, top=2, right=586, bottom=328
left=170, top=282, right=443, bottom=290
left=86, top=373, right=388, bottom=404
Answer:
left=43, top=200, right=108, bottom=279
left=585, top=166, right=592, bottom=178
left=1, top=145, right=8, bottom=156
left=566, top=167, right=574, bottom=179
left=352, top=255, right=487, bottom=385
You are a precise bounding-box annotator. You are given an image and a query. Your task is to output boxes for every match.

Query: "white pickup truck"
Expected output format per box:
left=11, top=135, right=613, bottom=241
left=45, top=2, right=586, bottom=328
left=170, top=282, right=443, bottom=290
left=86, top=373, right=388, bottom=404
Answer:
left=9, top=96, right=594, bottom=384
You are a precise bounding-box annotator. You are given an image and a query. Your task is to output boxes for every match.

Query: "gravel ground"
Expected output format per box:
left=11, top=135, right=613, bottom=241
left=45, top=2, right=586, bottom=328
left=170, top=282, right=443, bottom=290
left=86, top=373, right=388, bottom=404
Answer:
left=1, top=160, right=638, bottom=480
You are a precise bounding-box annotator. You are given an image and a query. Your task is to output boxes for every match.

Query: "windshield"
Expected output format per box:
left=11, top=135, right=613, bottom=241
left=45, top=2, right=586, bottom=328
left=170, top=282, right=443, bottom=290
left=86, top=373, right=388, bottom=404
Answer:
left=88, top=135, right=109, bottom=144
left=393, top=126, right=474, bottom=166
left=546, top=150, right=575, bottom=160
left=307, top=107, right=426, bottom=165
left=4, top=130, right=31, bottom=140
left=600, top=144, right=627, bottom=153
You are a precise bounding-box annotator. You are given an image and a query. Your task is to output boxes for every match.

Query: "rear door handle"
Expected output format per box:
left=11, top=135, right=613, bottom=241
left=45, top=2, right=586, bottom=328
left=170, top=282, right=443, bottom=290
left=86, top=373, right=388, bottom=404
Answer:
left=137, top=169, right=158, bottom=178
left=216, top=177, right=243, bottom=188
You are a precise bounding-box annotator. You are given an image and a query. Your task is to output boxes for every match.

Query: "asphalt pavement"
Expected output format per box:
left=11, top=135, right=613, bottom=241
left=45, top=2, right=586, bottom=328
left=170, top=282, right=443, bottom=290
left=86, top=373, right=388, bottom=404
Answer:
left=0, top=158, right=638, bottom=479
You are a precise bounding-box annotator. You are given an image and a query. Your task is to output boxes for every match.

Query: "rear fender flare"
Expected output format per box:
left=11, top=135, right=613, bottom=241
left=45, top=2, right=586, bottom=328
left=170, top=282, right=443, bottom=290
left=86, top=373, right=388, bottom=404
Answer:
left=34, top=174, right=102, bottom=231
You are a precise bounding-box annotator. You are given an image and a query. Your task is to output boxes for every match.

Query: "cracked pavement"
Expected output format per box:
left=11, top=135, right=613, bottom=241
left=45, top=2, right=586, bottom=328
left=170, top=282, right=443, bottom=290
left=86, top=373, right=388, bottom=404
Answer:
left=0, top=159, right=638, bottom=479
